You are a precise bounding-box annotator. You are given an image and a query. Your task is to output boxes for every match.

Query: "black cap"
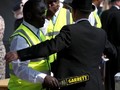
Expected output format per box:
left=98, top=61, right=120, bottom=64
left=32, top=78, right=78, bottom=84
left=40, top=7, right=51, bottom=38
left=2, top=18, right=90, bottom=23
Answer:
left=68, top=0, right=95, bottom=12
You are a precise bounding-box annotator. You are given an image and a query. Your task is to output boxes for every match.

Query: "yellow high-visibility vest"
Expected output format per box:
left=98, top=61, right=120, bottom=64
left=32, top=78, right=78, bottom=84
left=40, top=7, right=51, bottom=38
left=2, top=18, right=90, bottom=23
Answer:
left=93, top=11, right=102, bottom=28
left=9, top=24, right=49, bottom=90
left=46, top=8, right=73, bottom=63
left=46, top=8, right=73, bottom=39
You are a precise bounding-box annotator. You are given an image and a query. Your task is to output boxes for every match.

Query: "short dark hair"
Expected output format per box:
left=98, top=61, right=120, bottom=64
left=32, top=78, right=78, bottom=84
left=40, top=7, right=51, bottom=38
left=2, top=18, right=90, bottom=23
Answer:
left=23, top=0, right=46, bottom=20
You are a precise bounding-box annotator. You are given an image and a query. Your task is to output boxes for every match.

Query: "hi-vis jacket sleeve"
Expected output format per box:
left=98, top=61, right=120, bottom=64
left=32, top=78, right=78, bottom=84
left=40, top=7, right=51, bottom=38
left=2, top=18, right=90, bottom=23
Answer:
left=17, top=25, right=71, bottom=61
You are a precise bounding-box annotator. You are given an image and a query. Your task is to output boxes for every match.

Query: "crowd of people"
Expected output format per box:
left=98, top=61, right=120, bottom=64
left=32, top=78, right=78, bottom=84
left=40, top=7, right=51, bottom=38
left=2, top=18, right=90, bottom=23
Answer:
left=1, top=0, right=120, bottom=90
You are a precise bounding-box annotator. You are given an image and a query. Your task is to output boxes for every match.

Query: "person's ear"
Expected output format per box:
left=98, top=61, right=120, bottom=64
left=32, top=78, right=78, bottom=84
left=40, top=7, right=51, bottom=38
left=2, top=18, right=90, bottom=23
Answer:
left=72, top=9, right=77, bottom=22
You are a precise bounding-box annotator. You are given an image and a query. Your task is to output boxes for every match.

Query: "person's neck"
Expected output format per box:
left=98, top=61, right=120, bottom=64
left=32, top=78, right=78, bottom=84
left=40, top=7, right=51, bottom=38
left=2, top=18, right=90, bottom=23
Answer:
left=75, top=15, right=88, bottom=22
left=27, top=21, right=39, bottom=29
left=73, top=9, right=89, bottom=22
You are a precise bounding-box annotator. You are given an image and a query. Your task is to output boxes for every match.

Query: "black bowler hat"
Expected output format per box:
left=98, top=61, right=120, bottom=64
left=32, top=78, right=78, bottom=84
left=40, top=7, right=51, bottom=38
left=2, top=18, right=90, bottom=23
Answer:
left=69, top=0, right=95, bottom=12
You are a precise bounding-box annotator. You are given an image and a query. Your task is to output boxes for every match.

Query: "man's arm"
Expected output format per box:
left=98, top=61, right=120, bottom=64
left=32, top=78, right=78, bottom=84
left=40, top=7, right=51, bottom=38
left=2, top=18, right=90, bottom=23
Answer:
left=5, top=26, right=71, bottom=62
left=104, top=36, right=117, bottom=59
left=8, top=35, right=60, bottom=89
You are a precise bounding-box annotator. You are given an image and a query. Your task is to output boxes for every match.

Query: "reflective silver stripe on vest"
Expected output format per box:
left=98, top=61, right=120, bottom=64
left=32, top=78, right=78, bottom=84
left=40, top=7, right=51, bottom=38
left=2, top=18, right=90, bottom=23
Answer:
left=15, top=30, right=34, bottom=45
left=16, top=29, right=47, bottom=60
left=66, top=9, right=70, bottom=25
left=15, top=29, right=46, bottom=61
left=46, top=31, right=59, bottom=36
left=10, top=69, right=50, bottom=75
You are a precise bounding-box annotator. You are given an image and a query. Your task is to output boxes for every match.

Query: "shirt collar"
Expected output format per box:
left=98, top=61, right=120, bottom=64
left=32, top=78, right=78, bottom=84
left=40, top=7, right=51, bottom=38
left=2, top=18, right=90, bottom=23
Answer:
left=23, top=20, right=40, bottom=35
left=54, top=7, right=61, bottom=17
left=75, top=18, right=88, bottom=23
left=114, top=5, right=120, bottom=9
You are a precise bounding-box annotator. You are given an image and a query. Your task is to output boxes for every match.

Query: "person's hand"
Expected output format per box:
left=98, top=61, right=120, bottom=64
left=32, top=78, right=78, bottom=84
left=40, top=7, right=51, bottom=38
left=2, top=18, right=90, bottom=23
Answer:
left=5, top=51, right=19, bottom=63
left=42, top=75, right=60, bottom=89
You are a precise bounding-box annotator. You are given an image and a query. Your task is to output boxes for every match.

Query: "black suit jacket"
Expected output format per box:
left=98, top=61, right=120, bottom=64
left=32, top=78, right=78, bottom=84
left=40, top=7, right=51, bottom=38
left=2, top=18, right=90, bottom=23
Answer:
left=101, top=6, right=120, bottom=70
left=101, top=6, right=120, bottom=90
left=17, top=20, right=116, bottom=90
left=101, top=6, right=119, bottom=32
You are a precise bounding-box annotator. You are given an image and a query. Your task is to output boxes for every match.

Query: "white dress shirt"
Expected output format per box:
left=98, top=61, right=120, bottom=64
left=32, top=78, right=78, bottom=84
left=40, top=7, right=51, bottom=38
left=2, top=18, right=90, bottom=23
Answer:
left=114, top=5, right=120, bottom=9
left=10, top=20, right=47, bottom=83
left=40, top=19, right=50, bottom=35
left=88, top=4, right=98, bottom=26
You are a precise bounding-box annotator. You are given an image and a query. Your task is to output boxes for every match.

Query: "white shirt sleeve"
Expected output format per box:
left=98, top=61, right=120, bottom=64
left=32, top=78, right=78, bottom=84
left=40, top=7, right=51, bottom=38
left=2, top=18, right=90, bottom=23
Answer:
left=10, top=36, right=47, bottom=83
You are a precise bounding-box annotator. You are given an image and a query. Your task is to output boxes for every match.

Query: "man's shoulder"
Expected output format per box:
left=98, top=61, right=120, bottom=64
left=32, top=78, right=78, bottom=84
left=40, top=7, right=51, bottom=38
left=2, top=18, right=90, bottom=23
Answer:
left=94, top=27, right=106, bottom=34
left=111, top=10, right=120, bottom=16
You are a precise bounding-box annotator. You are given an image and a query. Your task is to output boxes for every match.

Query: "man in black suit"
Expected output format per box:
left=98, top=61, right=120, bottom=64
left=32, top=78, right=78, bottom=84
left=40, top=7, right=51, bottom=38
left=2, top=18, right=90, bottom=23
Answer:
left=101, top=0, right=120, bottom=90
left=101, top=0, right=120, bottom=32
left=5, top=0, right=117, bottom=90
